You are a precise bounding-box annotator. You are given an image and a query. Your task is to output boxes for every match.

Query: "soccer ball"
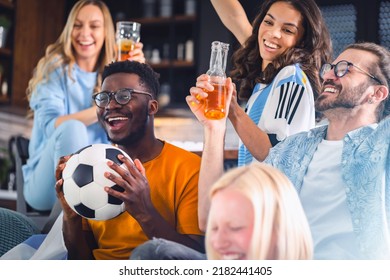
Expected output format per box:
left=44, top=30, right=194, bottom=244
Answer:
left=62, top=144, right=132, bottom=221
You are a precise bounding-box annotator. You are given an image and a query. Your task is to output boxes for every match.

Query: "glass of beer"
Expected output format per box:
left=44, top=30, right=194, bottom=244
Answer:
left=116, top=21, right=141, bottom=61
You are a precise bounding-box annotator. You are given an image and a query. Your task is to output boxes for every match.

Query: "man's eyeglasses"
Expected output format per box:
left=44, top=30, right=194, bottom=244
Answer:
left=320, top=60, right=383, bottom=85
left=92, top=88, right=153, bottom=108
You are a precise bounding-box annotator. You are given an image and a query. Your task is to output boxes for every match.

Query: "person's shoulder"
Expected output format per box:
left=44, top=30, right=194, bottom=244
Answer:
left=160, top=142, right=201, bottom=173
left=273, top=65, right=299, bottom=82
left=368, top=117, right=390, bottom=137
left=277, top=64, right=305, bottom=76
left=275, top=64, right=311, bottom=88
left=283, top=124, right=326, bottom=143
left=164, top=142, right=201, bottom=160
left=37, top=60, right=68, bottom=84
left=44, top=55, right=66, bottom=70
left=162, top=142, right=201, bottom=165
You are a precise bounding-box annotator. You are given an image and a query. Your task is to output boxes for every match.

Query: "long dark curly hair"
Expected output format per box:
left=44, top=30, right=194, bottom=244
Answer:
left=231, top=0, right=333, bottom=101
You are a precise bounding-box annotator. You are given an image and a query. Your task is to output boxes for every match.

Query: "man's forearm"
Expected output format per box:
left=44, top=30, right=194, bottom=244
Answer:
left=63, top=216, right=94, bottom=259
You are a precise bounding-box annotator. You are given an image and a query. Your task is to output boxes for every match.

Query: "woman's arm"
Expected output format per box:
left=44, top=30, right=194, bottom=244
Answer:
left=229, top=100, right=272, bottom=162
left=55, top=106, right=98, bottom=128
left=210, top=0, right=252, bottom=45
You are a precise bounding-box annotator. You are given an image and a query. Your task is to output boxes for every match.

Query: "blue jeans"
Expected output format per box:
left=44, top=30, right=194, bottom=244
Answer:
left=24, top=120, right=90, bottom=211
left=130, top=238, right=207, bottom=260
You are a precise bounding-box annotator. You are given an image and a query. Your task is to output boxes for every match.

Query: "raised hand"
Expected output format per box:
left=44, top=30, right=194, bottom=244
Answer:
left=186, top=74, right=234, bottom=127
left=128, top=42, right=146, bottom=63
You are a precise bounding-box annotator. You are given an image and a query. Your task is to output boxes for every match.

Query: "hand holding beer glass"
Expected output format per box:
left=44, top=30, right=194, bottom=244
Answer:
left=198, top=41, right=230, bottom=120
left=116, top=21, right=141, bottom=61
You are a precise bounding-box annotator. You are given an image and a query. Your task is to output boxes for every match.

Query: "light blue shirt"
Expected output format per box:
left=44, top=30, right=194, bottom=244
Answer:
left=24, top=63, right=108, bottom=180
left=264, top=120, right=390, bottom=259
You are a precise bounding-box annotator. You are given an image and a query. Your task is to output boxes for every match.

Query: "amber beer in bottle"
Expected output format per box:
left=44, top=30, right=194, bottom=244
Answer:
left=204, top=41, right=229, bottom=120
left=116, top=22, right=141, bottom=61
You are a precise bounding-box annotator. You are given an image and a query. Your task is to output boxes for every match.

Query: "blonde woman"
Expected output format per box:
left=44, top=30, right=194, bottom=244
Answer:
left=206, top=162, right=312, bottom=260
left=23, top=0, right=145, bottom=211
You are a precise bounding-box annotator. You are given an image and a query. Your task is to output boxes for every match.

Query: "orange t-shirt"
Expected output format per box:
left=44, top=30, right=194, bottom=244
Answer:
left=84, top=141, right=202, bottom=259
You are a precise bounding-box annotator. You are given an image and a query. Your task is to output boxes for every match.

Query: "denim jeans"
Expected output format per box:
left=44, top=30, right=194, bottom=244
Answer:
left=24, top=120, right=90, bottom=211
left=130, top=238, right=206, bottom=260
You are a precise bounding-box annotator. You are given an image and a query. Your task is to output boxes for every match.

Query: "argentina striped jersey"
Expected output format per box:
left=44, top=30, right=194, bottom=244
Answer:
left=238, top=64, right=315, bottom=166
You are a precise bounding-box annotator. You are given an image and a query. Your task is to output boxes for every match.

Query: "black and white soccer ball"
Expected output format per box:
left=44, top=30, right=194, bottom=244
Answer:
left=62, top=144, right=132, bottom=221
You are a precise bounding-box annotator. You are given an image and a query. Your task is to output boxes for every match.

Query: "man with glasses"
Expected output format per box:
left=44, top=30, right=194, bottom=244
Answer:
left=59, top=60, right=205, bottom=259
left=182, top=42, right=390, bottom=260
left=262, top=43, right=390, bottom=259
left=2, top=61, right=204, bottom=260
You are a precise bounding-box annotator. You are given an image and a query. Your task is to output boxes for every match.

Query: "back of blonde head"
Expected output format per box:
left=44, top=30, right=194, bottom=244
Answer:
left=206, top=162, right=313, bottom=260
left=26, top=0, right=116, bottom=103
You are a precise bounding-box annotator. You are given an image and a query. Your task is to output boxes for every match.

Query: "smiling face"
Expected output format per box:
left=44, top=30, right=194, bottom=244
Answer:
left=316, top=49, right=378, bottom=113
left=97, top=72, right=152, bottom=146
left=207, top=187, right=254, bottom=260
left=71, top=4, right=105, bottom=69
left=258, top=1, right=304, bottom=70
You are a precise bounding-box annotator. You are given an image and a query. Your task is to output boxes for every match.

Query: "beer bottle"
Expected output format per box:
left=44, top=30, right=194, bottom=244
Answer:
left=204, top=41, right=229, bottom=120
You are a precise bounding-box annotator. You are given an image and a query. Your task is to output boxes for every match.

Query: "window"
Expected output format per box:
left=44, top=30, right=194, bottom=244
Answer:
left=320, top=4, right=357, bottom=57
left=379, top=1, right=390, bottom=48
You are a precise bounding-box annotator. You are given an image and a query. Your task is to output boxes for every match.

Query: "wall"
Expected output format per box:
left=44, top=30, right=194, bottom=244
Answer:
left=11, top=0, right=66, bottom=109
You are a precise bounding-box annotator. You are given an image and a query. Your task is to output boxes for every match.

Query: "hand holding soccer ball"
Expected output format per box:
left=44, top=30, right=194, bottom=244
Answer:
left=61, top=144, right=133, bottom=221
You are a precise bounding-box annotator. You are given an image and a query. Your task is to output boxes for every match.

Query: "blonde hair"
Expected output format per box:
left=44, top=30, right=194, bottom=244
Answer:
left=205, top=162, right=313, bottom=260
left=26, top=0, right=116, bottom=103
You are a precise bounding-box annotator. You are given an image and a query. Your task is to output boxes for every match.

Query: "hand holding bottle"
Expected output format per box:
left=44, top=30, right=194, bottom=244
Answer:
left=194, top=41, right=229, bottom=120
left=187, top=74, right=234, bottom=125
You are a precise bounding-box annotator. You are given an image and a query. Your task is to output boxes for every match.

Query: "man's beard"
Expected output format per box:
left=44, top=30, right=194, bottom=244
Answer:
left=315, top=80, right=370, bottom=112
left=106, top=111, right=148, bottom=146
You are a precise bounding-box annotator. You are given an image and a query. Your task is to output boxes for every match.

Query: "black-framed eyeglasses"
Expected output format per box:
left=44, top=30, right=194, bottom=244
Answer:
left=92, top=88, right=153, bottom=108
left=320, top=60, right=383, bottom=85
